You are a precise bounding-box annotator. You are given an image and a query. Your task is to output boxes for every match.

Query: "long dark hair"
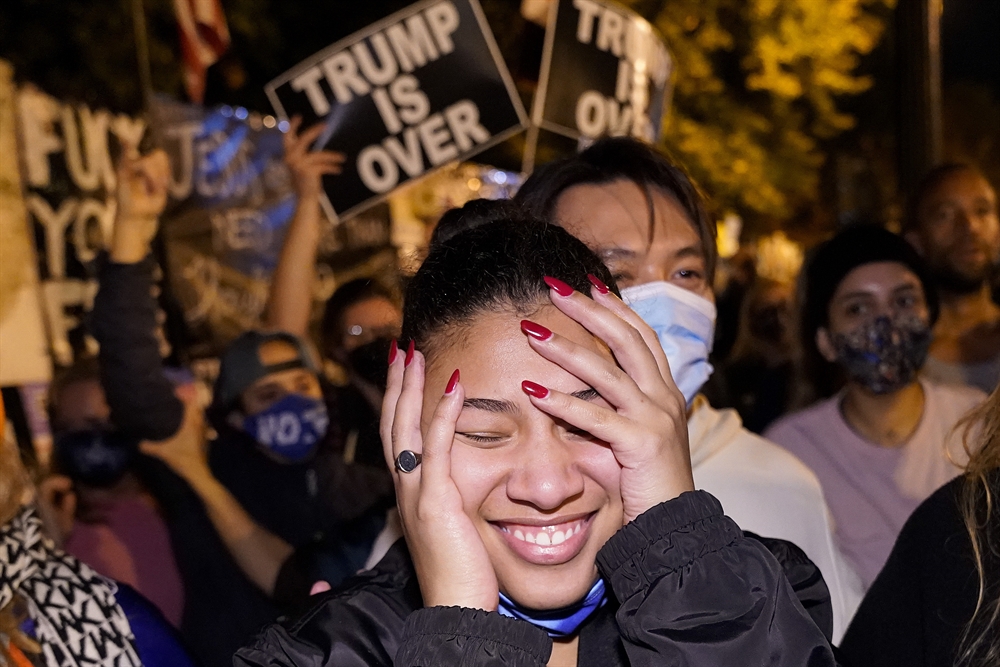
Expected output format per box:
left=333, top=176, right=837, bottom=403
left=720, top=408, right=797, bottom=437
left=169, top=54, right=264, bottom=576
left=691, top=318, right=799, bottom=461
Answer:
left=515, top=137, right=717, bottom=283
left=403, top=200, right=618, bottom=358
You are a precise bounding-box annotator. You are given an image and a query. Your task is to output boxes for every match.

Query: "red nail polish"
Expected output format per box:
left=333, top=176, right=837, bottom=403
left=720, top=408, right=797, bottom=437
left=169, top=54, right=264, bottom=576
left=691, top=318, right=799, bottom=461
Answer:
left=521, top=380, right=550, bottom=399
left=543, top=276, right=574, bottom=297
left=445, top=369, right=460, bottom=394
left=388, top=339, right=398, bottom=364
left=520, top=320, right=552, bottom=341
left=404, top=340, right=415, bottom=367
left=587, top=274, right=610, bottom=294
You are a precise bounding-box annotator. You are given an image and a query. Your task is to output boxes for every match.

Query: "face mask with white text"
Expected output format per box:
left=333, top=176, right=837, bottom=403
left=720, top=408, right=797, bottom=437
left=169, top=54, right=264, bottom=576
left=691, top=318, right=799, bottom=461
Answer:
left=243, top=393, right=329, bottom=462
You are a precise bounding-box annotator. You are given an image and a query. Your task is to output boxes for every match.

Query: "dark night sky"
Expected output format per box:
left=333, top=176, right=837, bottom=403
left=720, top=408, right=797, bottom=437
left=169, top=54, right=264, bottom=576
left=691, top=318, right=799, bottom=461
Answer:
left=941, top=0, right=1000, bottom=94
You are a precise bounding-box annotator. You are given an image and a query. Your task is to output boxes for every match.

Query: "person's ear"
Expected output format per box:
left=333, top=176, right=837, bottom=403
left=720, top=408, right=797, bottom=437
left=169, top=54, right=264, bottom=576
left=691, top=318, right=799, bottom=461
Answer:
left=816, top=327, right=838, bottom=363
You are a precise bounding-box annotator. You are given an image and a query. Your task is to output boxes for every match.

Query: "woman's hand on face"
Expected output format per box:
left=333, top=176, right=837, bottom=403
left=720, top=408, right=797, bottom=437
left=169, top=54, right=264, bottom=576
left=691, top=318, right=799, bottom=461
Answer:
left=521, top=276, right=695, bottom=525
left=381, top=342, right=499, bottom=611
left=283, top=116, right=346, bottom=198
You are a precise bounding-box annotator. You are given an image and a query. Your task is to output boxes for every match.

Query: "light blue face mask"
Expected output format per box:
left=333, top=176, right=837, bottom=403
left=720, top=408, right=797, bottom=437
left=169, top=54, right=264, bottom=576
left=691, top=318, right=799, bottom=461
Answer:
left=620, top=281, right=717, bottom=405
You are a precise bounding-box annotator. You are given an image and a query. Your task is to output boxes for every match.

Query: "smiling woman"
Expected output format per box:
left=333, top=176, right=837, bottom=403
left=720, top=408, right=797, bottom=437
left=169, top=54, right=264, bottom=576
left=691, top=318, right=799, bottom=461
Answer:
left=234, top=200, right=836, bottom=667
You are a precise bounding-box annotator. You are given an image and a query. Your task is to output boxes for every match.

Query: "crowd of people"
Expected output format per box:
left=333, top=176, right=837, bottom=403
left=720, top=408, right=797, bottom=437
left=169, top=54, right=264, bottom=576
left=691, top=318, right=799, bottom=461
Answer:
left=1, top=125, right=998, bottom=667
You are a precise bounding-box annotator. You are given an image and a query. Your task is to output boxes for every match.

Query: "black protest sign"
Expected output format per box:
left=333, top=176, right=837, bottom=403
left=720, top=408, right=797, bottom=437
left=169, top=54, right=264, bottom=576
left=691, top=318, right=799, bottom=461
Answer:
left=533, top=0, right=673, bottom=143
left=265, top=0, right=527, bottom=221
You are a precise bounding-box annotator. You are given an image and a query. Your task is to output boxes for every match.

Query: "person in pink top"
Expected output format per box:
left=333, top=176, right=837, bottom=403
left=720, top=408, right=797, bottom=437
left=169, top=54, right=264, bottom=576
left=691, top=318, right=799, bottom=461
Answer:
left=765, top=225, right=986, bottom=590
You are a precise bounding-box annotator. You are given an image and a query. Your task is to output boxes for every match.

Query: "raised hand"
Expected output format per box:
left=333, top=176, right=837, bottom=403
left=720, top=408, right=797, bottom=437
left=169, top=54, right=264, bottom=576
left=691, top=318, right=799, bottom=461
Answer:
left=520, top=276, right=694, bottom=525
left=380, top=342, right=499, bottom=611
left=111, top=148, right=171, bottom=263
left=283, top=116, right=346, bottom=198
left=140, top=397, right=210, bottom=484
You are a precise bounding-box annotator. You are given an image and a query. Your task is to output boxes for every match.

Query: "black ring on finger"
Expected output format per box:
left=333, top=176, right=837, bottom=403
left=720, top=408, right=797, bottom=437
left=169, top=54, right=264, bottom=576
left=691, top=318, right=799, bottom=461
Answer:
left=395, top=450, right=421, bottom=473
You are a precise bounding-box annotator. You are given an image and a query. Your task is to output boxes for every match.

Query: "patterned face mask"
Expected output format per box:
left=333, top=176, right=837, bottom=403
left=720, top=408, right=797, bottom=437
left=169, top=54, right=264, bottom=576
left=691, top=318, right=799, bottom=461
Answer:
left=831, top=315, right=932, bottom=394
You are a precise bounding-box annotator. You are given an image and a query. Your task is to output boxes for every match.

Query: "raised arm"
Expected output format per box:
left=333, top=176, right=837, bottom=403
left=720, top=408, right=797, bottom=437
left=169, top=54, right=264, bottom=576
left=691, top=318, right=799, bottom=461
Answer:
left=92, top=149, right=184, bottom=440
left=263, top=118, right=346, bottom=336
left=141, top=399, right=293, bottom=596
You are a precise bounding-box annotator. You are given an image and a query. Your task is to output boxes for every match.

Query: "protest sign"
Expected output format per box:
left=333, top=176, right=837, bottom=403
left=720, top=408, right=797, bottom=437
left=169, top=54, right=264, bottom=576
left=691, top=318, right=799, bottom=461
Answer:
left=15, top=83, right=147, bottom=367
left=265, top=0, right=527, bottom=221
left=152, top=97, right=396, bottom=358
left=532, top=0, right=673, bottom=144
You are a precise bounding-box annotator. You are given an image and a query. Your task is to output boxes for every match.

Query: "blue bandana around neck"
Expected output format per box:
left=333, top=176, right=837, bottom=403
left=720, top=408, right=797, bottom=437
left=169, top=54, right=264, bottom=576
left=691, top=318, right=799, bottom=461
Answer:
left=497, top=578, right=608, bottom=637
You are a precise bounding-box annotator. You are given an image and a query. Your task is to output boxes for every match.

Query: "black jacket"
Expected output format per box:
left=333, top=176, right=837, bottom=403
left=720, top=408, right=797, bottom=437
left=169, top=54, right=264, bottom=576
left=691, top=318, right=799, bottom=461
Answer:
left=840, top=470, right=1000, bottom=667
left=235, top=491, right=837, bottom=667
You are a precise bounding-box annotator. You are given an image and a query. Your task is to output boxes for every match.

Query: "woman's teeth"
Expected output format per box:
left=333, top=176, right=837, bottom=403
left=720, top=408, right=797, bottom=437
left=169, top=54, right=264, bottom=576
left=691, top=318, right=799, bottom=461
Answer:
left=505, top=520, right=585, bottom=546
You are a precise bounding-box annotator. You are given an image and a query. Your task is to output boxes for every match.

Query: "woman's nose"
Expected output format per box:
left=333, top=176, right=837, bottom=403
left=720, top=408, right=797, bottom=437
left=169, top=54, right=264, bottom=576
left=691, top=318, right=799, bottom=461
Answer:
left=505, top=435, right=586, bottom=511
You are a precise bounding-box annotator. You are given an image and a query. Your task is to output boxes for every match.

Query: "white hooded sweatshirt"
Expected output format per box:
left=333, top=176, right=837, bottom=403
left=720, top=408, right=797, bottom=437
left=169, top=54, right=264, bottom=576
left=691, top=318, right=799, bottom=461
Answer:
left=688, top=396, right=864, bottom=643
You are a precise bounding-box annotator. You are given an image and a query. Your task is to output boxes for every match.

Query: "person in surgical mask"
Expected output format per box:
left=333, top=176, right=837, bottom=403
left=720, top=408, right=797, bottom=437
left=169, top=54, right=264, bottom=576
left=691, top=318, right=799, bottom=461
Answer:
left=764, top=224, right=988, bottom=591
left=517, top=136, right=864, bottom=641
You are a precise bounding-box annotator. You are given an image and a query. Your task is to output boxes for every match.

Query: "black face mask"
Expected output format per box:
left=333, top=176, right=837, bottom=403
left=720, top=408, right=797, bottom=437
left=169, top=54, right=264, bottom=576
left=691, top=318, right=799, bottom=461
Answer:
left=346, top=337, right=395, bottom=391
left=53, top=430, right=139, bottom=488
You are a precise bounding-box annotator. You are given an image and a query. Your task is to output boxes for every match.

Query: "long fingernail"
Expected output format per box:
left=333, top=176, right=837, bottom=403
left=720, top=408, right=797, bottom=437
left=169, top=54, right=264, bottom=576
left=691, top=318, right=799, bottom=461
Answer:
left=445, top=369, right=460, bottom=394
left=404, top=340, right=415, bottom=367
left=520, top=320, right=552, bottom=341
left=543, top=276, right=574, bottom=297
left=587, top=274, right=610, bottom=294
left=388, top=339, right=399, bottom=364
left=521, top=380, right=549, bottom=399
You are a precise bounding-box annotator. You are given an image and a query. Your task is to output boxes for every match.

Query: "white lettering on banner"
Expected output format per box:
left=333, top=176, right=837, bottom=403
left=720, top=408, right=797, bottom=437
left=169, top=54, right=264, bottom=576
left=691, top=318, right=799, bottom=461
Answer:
left=28, top=195, right=77, bottom=280
left=575, top=91, right=634, bottom=139
left=290, top=0, right=462, bottom=116
left=573, top=0, right=601, bottom=44
left=352, top=33, right=399, bottom=85
left=385, top=15, right=440, bottom=72
left=72, top=198, right=116, bottom=264
left=211, top=208, right=274, bottom=254
left=165, top=121, right=201, bottom=200
left=565, top=0, right=670, bottom=142
left=356, top=99, right=489, bottom=193
left=41, top=279, right=99, bottom=366
left=180, top=255, right=269, bottom=328
left=61, top=105, right=112, bottom=192
left=18, top=89, right=64, bottom=188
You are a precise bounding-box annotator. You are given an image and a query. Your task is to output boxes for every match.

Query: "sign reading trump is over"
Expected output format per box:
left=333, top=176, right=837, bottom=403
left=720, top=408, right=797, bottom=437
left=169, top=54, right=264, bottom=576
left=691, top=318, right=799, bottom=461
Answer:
left=266, top=0, right=527, bottom=221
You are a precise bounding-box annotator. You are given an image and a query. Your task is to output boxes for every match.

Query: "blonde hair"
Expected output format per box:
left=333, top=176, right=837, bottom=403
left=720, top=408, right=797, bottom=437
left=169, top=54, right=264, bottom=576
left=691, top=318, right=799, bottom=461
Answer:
left=955, top=385, right=1000, bottom=667
left=0, top=408, right=41, bottom=664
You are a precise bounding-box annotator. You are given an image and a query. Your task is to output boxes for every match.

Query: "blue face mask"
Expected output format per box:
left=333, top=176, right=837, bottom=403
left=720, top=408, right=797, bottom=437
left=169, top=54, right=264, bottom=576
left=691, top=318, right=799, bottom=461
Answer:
left=243, top=394, right=329, bottom=463
left=620, top=281, right=717, bottom=405
left=497, top=578, right=607, bottom=637
left=53, top=429, right=138, bottom=487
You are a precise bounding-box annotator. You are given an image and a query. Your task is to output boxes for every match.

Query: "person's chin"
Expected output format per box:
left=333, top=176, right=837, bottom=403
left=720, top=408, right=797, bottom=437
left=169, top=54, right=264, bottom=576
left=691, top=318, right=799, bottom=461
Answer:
left=499, top=561, right=600, bottom=611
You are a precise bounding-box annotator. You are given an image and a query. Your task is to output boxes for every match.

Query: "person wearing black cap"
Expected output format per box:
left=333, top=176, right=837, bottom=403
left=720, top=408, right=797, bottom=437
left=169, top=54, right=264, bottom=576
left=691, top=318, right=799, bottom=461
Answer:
left=764, top=225, right=987, bottom=591
left=89, top=147, right=395, bottom=665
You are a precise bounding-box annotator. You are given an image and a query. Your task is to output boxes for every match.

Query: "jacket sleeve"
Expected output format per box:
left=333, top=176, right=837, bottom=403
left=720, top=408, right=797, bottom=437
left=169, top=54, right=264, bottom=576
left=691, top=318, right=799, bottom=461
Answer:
left=395, top=607, right=550, bottom=667
left=597, top=490, right=837, bottom=667
left=91, top=256, right=184, bottom=440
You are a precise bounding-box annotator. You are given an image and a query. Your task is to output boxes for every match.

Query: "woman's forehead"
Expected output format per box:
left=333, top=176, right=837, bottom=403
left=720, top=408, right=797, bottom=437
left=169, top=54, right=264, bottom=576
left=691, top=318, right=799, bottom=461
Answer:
left=426, top=306, right=612, bottom=387
left=834, top=261, right=922, bottom=298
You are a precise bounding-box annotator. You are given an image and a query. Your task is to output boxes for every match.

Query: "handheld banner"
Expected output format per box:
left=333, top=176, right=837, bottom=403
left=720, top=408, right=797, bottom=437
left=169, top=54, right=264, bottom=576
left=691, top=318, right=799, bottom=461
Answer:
left=265, top=0, right=528, bottom=222
left=533, top=0, right=673, bottom=144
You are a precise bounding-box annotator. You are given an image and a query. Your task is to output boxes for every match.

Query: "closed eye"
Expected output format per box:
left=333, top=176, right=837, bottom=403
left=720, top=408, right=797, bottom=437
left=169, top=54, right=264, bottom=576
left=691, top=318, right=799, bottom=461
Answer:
left=457, top=432, right=507, bottom=446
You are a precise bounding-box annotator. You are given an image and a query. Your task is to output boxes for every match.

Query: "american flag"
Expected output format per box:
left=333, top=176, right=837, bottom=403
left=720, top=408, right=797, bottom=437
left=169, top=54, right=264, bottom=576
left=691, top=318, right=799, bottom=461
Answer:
left=173, top=0, right=231, bottom=103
